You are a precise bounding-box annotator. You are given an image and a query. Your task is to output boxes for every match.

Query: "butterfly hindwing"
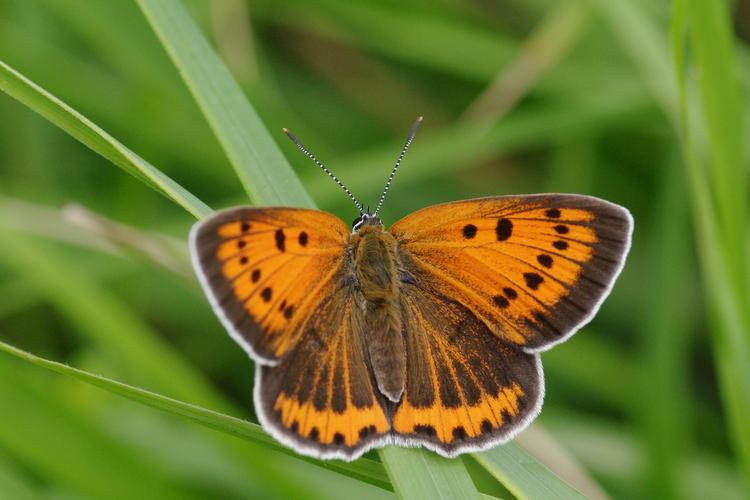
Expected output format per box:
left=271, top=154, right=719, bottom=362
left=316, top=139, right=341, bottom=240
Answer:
left=256, top=277, right=391, bottom=460
left=391, top=194, right=632, bottom=351
left=190, top=207, right=350, bottom=364
left=392, top=282, right=542, bottom=455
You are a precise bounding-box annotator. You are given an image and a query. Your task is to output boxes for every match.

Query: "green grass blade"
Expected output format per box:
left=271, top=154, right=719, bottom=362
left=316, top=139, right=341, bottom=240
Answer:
left=136, top=0, right=315, bottom=208
left=584, top=0, right=678, bottom=122
left=0, top=339, right=391, bottom=491
left=685, top=0, right=747, bottom=269
left=380, top=447, right=482, bottom=500
left=639, top=157, right=692, bottom=498
left=474, top=443, right=584, bottom=500
left=0, top=59, right=211, bottom=219
left=0, top=228, right=227, bottom=411
left=671, top=0, right=750, bottom=489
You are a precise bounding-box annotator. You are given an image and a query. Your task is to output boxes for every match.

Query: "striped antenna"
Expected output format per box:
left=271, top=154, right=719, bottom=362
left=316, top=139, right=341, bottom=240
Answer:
left=283, top=128, right=364, bottom=214
left=374, top=116, right=423, bottom=217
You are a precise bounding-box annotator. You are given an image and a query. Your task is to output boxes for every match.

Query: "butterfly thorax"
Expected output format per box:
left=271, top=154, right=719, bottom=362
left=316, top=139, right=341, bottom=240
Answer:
left=350, top=224, right=398, bottom=304
left=349, top=223, right=406, bottom=403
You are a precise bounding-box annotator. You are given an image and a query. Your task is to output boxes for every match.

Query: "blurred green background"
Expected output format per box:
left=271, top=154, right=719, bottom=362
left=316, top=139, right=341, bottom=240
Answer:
left=0, top=0, right=748, bottom=498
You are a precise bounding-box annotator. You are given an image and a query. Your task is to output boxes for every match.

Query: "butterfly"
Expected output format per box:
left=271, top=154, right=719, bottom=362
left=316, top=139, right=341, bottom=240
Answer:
left=190, top=117, right=633, bottom=461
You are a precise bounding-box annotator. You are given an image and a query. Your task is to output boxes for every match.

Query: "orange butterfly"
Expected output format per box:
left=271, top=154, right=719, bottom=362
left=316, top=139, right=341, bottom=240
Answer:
left=190, top=118, right=632, bottom=461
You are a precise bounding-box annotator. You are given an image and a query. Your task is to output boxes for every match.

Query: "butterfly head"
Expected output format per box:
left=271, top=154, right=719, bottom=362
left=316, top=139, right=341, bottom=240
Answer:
left=351, top=212, right=382, bottom=232
left=283, top=117, right=422, bottom=231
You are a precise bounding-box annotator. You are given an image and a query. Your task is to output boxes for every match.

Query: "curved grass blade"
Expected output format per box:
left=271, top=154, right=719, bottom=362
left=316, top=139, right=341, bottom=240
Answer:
left=0, top=339, right=391, bottom=491
left=671, top=0, right=750, bottom=490
left=474, top=444, right=584, bottom=500
left=0, top=60, right=211, bottom=219
left=380, top=447, right=482, bottom=500
left=136, top=0, right=315, bottom=209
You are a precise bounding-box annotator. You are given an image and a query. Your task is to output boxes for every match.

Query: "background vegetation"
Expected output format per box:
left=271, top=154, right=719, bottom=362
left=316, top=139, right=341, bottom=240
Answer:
left=0, top=0, right=748, bottom=498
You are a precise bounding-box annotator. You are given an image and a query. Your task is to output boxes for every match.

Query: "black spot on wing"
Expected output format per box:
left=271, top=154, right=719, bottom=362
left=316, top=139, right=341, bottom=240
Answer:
left=333, top=433, right=345, bottom=445
left=298, top=231, right=308, bottom=247
left=537, top=254, right=553, bottom=268
left=523, top=273, right=544, bottom=290
left=496, top=218, right=513, bottom=241
left=261, top=287, right=272, bottom=302
left=463, top=224, right=477, bottom=239
left=275, top=229, right=286, bottom=252
left=493, top=295, right=510, bottom=308
left=553, top=240, right=568, bottom=250
left=359, top=425, right=377, bottom=439
left=545, top=208, right=561, bottom=218
left=452, top=426, right=468, bottom=441
left=414, top=425, right=437, bottom=437
left=284, top=305, right=294, bottom=319
left=480, top=419, right=494, bottom=433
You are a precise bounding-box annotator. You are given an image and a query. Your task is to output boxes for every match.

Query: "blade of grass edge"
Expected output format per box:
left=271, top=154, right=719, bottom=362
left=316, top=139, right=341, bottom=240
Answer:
left=671, top=0, right=750, bottom=491
left=0, top=340, right=391, bottom=491
left=0, top=60, right=211, bottom=219
left=474, top=444, right=584, bottom=500
left=133, top=1, right=485, bottom=497
left=136, top=0, right=315, bottom=209
left=379, top=447, right=482, bottom=500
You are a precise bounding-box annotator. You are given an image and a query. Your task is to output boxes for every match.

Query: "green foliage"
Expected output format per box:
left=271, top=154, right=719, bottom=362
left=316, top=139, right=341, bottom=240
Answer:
left=0, top=0, right=747, bottom=498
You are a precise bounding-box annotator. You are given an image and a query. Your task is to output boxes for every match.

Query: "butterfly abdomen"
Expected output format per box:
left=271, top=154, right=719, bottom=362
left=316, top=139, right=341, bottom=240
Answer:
left=351, top=228, right=406, bottom=403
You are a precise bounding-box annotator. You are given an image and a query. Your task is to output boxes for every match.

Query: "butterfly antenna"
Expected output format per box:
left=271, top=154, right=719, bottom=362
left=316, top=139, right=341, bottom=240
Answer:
left=374, top=116, right=423, bottom=217
left=283, top=128, right=364, bottom=214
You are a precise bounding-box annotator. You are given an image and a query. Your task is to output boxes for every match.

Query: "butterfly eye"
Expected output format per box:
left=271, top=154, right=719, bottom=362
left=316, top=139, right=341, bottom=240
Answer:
left=352, top=216, right=363, bottom=230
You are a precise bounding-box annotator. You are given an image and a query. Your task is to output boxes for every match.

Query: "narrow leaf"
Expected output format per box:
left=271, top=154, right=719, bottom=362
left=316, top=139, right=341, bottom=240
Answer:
left=475, top=443, right=584, bottom=500
left=380, top=447, right=481, bottom=500
left=0, top=59, right=211, bottom=219
left=0, top=340, right=391, bottom=491
left=137, top=0, right=315, bottom=208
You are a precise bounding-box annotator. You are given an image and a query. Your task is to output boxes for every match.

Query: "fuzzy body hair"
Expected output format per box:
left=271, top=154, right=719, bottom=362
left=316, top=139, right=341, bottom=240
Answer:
left=349, top=224, right=406, bottom=403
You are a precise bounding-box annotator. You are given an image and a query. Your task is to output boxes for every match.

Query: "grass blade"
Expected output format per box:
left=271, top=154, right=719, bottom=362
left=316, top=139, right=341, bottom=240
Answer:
left=0, top=339, right=391, bottom=491
left=474, top=443, right=584, bottom=500
left=0, top=59, right=211, bottom=219
left=671, top=0, right=750, bottom=489
left=136, top=0, right=315, bottom=208
left=380, top=447, right=482, bottom=500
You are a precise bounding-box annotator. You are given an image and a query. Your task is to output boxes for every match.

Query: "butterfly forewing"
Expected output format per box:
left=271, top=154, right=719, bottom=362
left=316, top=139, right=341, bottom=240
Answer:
left=190, top=207, right=350, bottom=363
left=391, top=194, right=632, bottom=351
